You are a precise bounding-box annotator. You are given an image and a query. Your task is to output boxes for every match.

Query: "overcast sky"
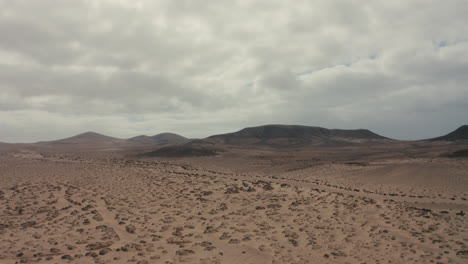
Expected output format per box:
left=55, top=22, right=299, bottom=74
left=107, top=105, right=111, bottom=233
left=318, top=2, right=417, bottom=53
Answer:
left=0, top=0, right=467, bottom=142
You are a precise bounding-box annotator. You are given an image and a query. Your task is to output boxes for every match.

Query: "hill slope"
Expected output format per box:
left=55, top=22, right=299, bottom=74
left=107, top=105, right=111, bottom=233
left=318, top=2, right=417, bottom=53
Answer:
left=430, top=125, right=468, bottom=141
left=49, top=132, right=125, bottom=144
left=208, top=125, right=389, bottom=146
left=128, top=133, right=188, bottom=145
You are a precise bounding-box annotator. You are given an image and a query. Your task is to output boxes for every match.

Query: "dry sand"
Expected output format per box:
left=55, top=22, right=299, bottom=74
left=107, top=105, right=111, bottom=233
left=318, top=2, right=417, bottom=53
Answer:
left=0, top=144, right=467, bottom=263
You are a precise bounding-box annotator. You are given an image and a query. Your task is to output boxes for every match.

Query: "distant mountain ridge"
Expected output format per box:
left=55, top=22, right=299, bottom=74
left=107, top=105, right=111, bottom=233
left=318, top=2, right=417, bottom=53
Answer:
left=207, top=124, right=389, bottom=146
left=4, top=124, right=467, bottom=149
left=41, top=131, right=188, bottom=147
left=48, top=132, right=125, bottom=144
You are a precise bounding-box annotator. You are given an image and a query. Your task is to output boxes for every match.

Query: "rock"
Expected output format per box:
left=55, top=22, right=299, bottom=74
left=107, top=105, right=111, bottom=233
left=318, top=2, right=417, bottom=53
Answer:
left=245, top=187, right=256, bottom=192
left=289, top=239, right=298, bottom=247
left=86, top=241, right=113, bottom=251
left=85, top=252, right=99, bottom=258
left=267, top=203, right=282, bottom=209
left=224, top=187, right=240, bottom=194
left=204, top=226, right=218, bottom=233
left=176, top=249, right=195, bottom=256
left=99, top=248, right=112, bottom=255
left=219, top=232, right=231, bottom=240
left=283, top=230, right=299, bottom=239
left=81, top=204, right=94, bottom=211
left=93, top=214, right=104, bottom=221
left=126, top=225, right=136, bottom=234
left=20, top=221, right=37, bottom=229
left=50, top=248, right=61, bottom=254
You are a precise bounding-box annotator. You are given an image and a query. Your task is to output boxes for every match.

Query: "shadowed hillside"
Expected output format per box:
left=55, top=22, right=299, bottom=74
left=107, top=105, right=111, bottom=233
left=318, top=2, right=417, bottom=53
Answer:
left=128, top=133, right=188, bottom=145
left=430, top=125, right=468, bottom=141
left=208, top=124, right=390, bottom=146
left=142, top=145, right=218, bottom=157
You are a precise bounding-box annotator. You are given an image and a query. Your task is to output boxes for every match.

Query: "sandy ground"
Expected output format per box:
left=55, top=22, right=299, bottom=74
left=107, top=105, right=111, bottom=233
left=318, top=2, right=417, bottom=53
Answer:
left=0, top=148, right=467, bottom=264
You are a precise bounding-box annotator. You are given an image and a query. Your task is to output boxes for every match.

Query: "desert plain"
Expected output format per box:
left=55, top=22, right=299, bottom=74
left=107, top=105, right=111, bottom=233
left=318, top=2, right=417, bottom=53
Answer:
left=0, top=125, right=467, bottom=264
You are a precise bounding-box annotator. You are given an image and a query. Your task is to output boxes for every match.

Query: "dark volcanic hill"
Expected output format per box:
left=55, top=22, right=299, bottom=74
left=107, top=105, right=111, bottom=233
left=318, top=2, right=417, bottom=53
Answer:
left=128, top=133, right=188, bottom=145
left=47, top=132, right=125, bottom=144
left=207, top=124, right=389, bottom=146
left=430, top=125, right=468, bottom=141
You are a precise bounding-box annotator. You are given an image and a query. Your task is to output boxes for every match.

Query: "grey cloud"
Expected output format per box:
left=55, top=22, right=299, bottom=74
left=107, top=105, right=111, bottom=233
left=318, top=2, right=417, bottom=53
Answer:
left=0, top=0, right=467, bottom=142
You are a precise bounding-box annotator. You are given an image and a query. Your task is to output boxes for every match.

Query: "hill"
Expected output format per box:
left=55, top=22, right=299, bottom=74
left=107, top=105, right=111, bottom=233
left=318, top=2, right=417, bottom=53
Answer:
left=430, top=125, right=468, bottom=141
left=48, top=132, right=125, bottom=144
left=128, top=133, right=188, bottom=145
left=207, top=124, right=389, bottom=146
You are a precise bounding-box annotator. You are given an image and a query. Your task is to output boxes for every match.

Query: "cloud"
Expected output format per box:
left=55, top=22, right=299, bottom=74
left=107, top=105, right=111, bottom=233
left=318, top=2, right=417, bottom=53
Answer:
left=0, top=0, right=467, bottom=142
